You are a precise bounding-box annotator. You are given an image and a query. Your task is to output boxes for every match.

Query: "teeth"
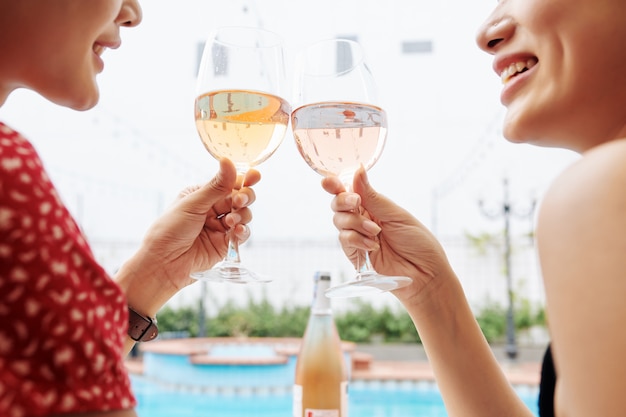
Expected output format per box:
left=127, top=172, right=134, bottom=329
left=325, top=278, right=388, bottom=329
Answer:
left=500, top=58, right=538, bottom=84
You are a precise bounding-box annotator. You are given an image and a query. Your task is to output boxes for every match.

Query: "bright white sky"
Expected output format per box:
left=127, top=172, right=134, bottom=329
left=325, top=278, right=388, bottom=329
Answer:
left=1, top=0, right=578, bottom=246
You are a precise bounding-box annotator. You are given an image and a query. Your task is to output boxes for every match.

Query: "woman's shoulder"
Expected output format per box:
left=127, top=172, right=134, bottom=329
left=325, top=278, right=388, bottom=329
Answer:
left=543, top=139, right=626, bottom=207
left=537, top=138, right=626, bottom=244
left=0, top=121, right=37, bottom=159
left=0, top=121, right=22, bottom=140
left=580, top=137, right=626, bottom=170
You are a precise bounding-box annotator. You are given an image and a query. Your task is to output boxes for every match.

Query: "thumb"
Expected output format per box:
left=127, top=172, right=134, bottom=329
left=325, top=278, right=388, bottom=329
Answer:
left=353, top=165, right=378, bottom=206
left=353, top=166, right=395, bottom=221
left=180, top=158, right=238, bottom=214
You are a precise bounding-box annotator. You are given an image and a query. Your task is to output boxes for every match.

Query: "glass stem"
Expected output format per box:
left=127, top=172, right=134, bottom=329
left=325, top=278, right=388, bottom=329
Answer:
left=344, top=177, right=375, bottom=281
left=357, top=252, right=376, bottom=280
left=225, top=231, right=241, bottom=264
left=221, top=171, right=245, bottom=266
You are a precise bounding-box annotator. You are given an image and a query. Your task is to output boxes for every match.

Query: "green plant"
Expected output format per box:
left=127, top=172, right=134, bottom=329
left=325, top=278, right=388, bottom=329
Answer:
left=475, top=303, right=507, bottom=343
left=474, top=298, right=546, bottom=343
left=157, top=305, right=200, bottom=337
left=156, top=296, right=543, bottom=345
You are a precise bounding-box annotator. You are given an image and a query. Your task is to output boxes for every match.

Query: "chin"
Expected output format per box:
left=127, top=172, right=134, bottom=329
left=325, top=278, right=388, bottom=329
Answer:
left=57, top=89, right=100, bottom=111
left=70, top=99, right=99, bottom=111
left=502, top=121, right=527, bottom=144
left=502, top=107, right=543, bottom=146
left=503, top=125, right=542, bottom=147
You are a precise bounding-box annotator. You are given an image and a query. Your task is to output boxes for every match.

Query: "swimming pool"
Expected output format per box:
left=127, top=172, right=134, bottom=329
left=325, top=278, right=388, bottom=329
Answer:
left=131, top=376, right=540, bottom=417
left=133, top=338, right=540, bottom=416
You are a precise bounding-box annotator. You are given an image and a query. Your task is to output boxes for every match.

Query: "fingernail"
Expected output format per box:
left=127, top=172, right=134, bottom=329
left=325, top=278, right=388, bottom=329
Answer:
left=236, top=224, right=249, bottom=238
left=227, top=213, right=242, bottom=225
left=235, top=193, right=249, bottom=206
left=363, top=220, right=381, bottom=235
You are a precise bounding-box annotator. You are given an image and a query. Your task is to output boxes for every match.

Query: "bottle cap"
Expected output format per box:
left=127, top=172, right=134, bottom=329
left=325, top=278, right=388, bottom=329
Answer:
left=313, top=271, right=332, bottom=311
left=315, top=271, right=331, bottom=282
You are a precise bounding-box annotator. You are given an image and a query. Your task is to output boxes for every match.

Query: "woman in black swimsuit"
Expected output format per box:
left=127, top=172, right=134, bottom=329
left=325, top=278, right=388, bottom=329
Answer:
left=322, top=0, right=626, bottom=416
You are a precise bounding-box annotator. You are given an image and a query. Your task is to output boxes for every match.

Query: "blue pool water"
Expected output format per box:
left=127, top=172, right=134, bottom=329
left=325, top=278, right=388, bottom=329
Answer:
left=131, top=376, right=540, bottom=417
left=134, top=340, right=540, bottom=416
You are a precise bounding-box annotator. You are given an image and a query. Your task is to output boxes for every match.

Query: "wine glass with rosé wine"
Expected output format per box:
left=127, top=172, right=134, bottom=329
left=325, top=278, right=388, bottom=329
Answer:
left=193, top=26, right=291, bottom=283
left=291, top=38, right=411, bottom=298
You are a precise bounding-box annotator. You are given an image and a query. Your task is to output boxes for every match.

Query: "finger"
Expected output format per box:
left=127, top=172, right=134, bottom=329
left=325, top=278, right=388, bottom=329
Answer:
left=321, top=175, right=346, bottom=195
left=182, top=158, right=237, bottom=214
left=243, top=168, right=261, bottom=187
left=233, top=168, right=261, bottom=190
left=204, top=194, right=253, bottom=231
left=352, top=165, right=372, bottom=196
left=338, top=229, right=379, bottom=252
left=330, top=192, right=361, bottom=213
left=231, top=223, right=251, bottom=243
left=333, top=209, right=380, bottom=239
left=232, top=186, right=256, bottom=209
left=222, top=207, right=251, bottom=229
left=205, top=212, right=231, bottom=232
left=204, top=205, right=250, bottom=232
left=352, top=167, right=403, bottom=222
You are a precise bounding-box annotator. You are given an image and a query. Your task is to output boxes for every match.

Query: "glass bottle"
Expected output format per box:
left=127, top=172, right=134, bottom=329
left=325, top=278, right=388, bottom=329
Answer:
left=293, top=272, right=349, bottom=417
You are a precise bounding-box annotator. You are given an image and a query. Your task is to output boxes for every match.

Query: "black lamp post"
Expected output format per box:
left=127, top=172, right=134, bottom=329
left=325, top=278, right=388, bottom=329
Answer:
left=479, top=177, right=535, bottom=361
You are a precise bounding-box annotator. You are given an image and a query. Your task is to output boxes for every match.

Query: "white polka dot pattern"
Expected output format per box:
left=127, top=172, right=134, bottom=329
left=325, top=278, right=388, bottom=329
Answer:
left=0, top=123, right=136, bottom=416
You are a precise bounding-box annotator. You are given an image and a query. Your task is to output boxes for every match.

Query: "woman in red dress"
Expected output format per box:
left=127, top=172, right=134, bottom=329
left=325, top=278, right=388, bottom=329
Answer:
left=0, top=1, right=260, bottom=416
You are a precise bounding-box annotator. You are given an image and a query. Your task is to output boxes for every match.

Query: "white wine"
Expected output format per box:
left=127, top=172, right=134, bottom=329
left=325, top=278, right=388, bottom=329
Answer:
left=293, top=272, right=348, bottom=417
left=291, top=101, right=387, bottom=184
left=195, top=89, right=290, bottom=169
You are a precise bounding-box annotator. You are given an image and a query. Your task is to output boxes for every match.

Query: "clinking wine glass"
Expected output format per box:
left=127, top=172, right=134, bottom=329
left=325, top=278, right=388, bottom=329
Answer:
left=291, top=38, right=411, bottom=298
left=192, top=26, right=291, bottom=283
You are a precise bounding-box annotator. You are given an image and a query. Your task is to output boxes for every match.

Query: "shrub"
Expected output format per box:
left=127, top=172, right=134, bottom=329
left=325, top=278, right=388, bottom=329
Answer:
left=156, top=296, right=543, bottom=344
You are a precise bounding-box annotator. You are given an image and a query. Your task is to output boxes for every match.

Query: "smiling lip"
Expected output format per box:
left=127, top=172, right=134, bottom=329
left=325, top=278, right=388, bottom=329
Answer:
left=493, top=55, right=538, bottom=105
left=499, top=57, right=538, bottom=84
left=92, top=40, right=121, bottom=73
left=93, top=48, right=105, bottom=73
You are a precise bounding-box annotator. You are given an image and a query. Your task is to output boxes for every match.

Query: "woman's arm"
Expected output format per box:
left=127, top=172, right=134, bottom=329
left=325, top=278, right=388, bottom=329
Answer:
left=323, top=168, right=533, bottom=417
left=400, top=268, right=533, bottom=417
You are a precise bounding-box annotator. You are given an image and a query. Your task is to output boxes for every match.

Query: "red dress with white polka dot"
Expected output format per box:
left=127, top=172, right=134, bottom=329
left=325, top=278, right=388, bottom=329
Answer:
left=0, top=123, right=136, bottom=416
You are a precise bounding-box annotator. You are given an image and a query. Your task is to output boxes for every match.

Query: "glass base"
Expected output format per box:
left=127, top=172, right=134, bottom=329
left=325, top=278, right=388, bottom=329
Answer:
left=190, top=261, right=272, bottom=284
left=324, top=273, right=411, bottom=298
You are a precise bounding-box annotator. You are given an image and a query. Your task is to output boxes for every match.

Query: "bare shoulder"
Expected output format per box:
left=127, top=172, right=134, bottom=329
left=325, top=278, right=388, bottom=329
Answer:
left=538, top=139, right=626, bottom=232
left=536, top=137, right=626, bottom=301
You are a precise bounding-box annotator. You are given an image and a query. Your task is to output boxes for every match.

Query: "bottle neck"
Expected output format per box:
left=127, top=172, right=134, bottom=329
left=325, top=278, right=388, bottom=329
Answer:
left=312, top=278, right=331, bottom=314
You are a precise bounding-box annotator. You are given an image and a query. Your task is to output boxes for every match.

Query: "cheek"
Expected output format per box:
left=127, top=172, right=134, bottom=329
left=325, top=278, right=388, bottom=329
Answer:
left=43, top=64, right=101, bottom=111
left=47, top=43, right=101, bottom=109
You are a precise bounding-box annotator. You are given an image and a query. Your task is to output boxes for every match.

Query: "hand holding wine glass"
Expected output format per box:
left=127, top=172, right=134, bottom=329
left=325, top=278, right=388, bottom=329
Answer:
left=291, top=38, right=411, bottom=297
left=193, top=26, right=291, bottom=283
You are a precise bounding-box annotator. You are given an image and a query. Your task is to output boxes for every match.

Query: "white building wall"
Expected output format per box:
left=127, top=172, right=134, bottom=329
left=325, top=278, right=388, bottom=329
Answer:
left=3, top=0, right=573, bottom=314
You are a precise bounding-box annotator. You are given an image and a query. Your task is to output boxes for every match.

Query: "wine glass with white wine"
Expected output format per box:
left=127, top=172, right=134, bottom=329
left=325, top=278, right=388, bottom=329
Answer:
left=193, top=26, right=291, bottom=283
left=291, top=38, right=411, bottom=298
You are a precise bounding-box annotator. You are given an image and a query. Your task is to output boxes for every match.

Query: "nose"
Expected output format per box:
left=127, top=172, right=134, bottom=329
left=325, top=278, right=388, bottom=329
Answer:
left=475, top=10, right=514, bottom=54
left=117, top=0, right=143, bottom=27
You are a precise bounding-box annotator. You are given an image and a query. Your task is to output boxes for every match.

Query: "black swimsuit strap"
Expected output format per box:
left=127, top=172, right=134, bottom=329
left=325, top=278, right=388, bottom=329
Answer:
left=538, top=344, right=556, bottom=417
